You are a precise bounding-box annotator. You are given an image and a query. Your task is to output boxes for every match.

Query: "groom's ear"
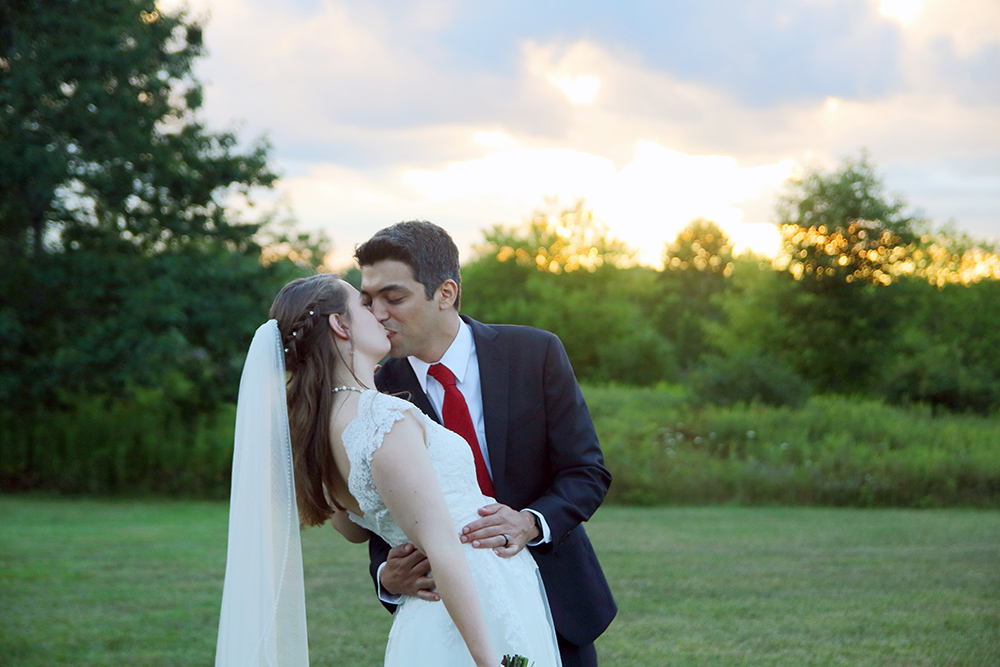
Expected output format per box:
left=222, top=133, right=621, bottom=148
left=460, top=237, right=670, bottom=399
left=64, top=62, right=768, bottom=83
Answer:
left=435, top=279, right=459, bottom=310
left=328, top=313, right=350, bottom=339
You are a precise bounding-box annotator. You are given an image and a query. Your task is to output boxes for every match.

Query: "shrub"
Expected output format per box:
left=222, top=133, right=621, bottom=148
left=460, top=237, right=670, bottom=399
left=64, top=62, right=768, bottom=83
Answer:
left=583, top=386, right=1000, bottom=507
left=689, top=352, right=811, bottom=407
left=0, top=392, right=234, bottom=497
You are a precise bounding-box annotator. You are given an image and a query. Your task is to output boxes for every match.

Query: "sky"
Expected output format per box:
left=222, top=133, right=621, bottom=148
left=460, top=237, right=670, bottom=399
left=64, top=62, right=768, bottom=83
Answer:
left=161, top=0, right=1000, bottom=268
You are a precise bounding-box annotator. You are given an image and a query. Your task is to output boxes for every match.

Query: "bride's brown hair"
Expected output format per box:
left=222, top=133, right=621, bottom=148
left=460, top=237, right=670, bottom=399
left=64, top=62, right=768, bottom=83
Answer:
left=269, top=274, right=362, bottom=527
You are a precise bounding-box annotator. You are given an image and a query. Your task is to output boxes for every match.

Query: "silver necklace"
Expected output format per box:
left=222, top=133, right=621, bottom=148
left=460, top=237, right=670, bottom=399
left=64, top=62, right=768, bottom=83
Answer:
left=331, top=385, right=365, bottom=394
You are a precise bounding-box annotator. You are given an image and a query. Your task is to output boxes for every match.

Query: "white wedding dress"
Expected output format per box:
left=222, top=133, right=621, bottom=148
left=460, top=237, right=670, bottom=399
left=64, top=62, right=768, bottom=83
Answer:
left=343, top=389, right=562, bottom=667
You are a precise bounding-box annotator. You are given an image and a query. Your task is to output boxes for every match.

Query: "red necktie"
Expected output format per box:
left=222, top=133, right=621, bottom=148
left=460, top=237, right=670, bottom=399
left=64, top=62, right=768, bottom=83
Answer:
left=427, top=363, right=494, bottom=496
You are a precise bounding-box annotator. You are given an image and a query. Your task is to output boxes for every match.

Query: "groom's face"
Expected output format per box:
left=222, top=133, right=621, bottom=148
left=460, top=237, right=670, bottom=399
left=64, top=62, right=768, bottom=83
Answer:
left=360, top=260, right=446, bottom=360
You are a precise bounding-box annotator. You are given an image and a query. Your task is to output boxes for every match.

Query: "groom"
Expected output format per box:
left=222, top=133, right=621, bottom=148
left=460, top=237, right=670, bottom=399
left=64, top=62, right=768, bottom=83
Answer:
left=355, top=221, right=616, bottom=667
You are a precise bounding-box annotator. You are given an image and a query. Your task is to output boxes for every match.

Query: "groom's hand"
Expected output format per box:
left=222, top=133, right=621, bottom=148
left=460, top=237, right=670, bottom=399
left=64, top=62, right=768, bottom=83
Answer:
left=382, top=543, right=439, bottom=601
left=460, top=504, right=539, bottom=558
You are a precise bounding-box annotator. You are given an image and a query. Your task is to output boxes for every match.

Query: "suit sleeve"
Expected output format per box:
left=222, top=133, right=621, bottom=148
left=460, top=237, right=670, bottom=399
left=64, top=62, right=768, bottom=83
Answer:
left=367, top=362, right=406, bottom=614
left=526, top=332, right=611, bottom=554
left=367, top=533, right=398, bottom=614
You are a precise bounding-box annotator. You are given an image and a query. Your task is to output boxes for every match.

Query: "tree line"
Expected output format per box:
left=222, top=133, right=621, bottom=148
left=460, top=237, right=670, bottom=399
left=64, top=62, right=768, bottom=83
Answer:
left=3, top=1, right=998, bottom=422
left=0, top=0, right=325, bottom=419
left=1, top=0, right=996, bottom=498
left=461, top=158, right=1000, bottom=415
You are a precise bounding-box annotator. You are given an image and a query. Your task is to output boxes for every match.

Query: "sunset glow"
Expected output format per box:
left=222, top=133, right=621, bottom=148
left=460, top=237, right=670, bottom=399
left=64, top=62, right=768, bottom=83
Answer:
left=166, top=0, right=998, bottom=268
left=403, top=139, right=794, bottom=266
left=552, top=75, right=601, bottom=104
left=879, top=0, right=924, bottom=24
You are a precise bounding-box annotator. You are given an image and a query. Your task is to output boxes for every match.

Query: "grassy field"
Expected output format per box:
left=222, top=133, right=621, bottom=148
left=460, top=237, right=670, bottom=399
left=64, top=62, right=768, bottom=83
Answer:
left=1, top=497, right=997, bottom=666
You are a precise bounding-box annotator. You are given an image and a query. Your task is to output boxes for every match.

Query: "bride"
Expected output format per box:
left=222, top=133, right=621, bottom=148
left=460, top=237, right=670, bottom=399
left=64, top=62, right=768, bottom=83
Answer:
left=214, top=273, right=561, bottom=667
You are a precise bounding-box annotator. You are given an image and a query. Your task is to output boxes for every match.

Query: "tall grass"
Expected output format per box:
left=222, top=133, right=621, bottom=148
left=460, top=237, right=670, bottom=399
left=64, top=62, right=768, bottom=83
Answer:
left=586, top=385, right=1000, bottom=507
left=3, top=386, right=998, bottom=507
left=0, top=390, right=234, bottom=497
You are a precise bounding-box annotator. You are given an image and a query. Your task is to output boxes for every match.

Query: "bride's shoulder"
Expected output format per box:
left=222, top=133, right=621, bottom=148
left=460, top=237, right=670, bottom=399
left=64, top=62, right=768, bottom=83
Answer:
left=366, top=389, right=417, bottom=413
left=341, top=391, right=424, bottom=464
left=362, top=393, right=428, bottom=457
left=361, top=390, right=425, bottom=429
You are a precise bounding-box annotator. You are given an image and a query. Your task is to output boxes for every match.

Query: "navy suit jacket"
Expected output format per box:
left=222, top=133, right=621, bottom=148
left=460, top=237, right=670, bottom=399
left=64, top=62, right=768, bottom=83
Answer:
left=370, top=316, right=617, bottom=646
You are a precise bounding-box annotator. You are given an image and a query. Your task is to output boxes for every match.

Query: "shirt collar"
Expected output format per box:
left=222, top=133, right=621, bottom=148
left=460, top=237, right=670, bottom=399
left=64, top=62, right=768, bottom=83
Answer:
left=408, top=319, right=474, bottom=392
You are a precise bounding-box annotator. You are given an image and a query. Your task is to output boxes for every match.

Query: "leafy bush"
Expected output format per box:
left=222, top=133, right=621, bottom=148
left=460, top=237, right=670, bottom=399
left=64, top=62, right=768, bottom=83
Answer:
left=0, top=391, right=234, bottom=497
left=5, top=385, right=998, bottom=508
left=689, top=352, right=811, bottom=407
left=882, top=335, right=1000, bottom=415
left=585, top=386, right=1000, bottom=507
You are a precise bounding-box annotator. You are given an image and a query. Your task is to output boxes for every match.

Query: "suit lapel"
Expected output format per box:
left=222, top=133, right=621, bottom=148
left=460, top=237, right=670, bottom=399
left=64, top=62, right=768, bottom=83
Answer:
left=464, top=316, right=509, bottom=498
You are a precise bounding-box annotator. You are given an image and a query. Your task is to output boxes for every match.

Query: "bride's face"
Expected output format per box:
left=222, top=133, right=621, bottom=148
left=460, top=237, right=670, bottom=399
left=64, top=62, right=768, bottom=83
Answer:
left=341, top=281, right=391, bottom=359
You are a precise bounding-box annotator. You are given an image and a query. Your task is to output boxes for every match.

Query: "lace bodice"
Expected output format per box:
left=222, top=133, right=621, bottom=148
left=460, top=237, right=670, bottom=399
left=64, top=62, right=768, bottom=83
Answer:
left=340, top=390, right=557, bottom=662
left=343, top=390, right=490, bottom=544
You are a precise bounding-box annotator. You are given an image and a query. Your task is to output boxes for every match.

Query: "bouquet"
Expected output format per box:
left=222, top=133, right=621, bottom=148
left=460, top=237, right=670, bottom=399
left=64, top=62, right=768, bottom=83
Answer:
left=500, top=655, right=533, bottom=667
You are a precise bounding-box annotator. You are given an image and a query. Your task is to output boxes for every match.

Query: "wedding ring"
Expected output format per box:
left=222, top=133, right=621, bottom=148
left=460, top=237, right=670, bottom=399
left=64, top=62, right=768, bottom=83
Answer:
left=501, top=534, right=509, bottom=547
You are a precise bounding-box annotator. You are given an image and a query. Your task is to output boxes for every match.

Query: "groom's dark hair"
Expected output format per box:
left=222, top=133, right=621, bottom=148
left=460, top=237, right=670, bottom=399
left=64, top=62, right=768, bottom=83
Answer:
left=354, top=220, right=462, bottom=309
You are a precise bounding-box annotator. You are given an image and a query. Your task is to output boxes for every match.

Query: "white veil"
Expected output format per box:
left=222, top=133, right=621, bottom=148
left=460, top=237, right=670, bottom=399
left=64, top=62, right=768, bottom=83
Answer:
left=215, top=320, right=309, bottom=667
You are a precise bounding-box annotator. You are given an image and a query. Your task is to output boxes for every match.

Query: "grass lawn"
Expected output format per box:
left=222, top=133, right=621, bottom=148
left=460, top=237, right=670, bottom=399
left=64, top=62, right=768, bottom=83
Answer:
left=0, top=498, right=997, bottom=666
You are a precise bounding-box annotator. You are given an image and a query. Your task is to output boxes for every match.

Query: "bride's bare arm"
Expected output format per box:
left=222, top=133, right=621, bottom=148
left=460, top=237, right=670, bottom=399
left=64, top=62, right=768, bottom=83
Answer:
left=370, top=414, right=496, bottom=667
left=329, top=508, right=369, bottom=543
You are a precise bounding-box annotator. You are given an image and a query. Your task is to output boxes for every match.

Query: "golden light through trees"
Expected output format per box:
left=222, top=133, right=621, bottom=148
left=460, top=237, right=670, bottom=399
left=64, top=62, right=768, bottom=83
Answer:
left=482, top=199, right=636, bottom=274
left=780, top=220, right=912, bottom=285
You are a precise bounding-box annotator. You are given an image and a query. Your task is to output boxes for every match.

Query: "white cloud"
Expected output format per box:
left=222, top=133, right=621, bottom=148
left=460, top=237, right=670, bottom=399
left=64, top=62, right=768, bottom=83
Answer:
left=878, top=0, right=925, bottom=25
left=901, top=0, right=1000, bottom=57
left=317, top=136, right=793, bottom=267
left=403, top=146, right=615, bottom=204
left=587, top=142, right=794, bottom=264
left=474, top=131, right=515, bottom=150
left=157, top=0, right=998, bottom=267
left=552, top=75, right=601, bottom=105
left=274, top=26, right=997, bottom=264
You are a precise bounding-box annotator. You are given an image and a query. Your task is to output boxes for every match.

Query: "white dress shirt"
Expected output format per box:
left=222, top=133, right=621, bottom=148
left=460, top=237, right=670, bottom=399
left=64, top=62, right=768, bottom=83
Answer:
left=407, top=320, right=490, bottom=476
left=407, top=321, right=550, bottom=544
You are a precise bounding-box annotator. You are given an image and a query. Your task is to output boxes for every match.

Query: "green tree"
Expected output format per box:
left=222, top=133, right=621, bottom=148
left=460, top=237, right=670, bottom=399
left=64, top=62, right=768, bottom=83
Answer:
left=775, top=153, right=923, bottom=393
left=0, top=0, right=275, bottom=257
left=908, top=223, right=1000, bottom=287
left=657, top=218, right=734, bottom=370
left=705, top=255, right=797, bottom=360
left=464, top=198, right=637, bottom=327
left=0, top=0, right=309, bottom=412
left=699, top=255, right=811, bottom=406
left=474, top=198, right=635, bottom=274
left=463, top=201, right=675, bottom=384
left=882, top=276, right=1000, bottom=414
left=663, top=218, right=734, bottom=275
left=778, top=152, right=922, bottom=286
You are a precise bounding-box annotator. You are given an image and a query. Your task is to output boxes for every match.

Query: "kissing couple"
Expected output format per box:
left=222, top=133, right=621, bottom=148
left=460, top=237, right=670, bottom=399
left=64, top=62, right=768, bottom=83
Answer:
left=215, top=221, right=616, bottom=666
